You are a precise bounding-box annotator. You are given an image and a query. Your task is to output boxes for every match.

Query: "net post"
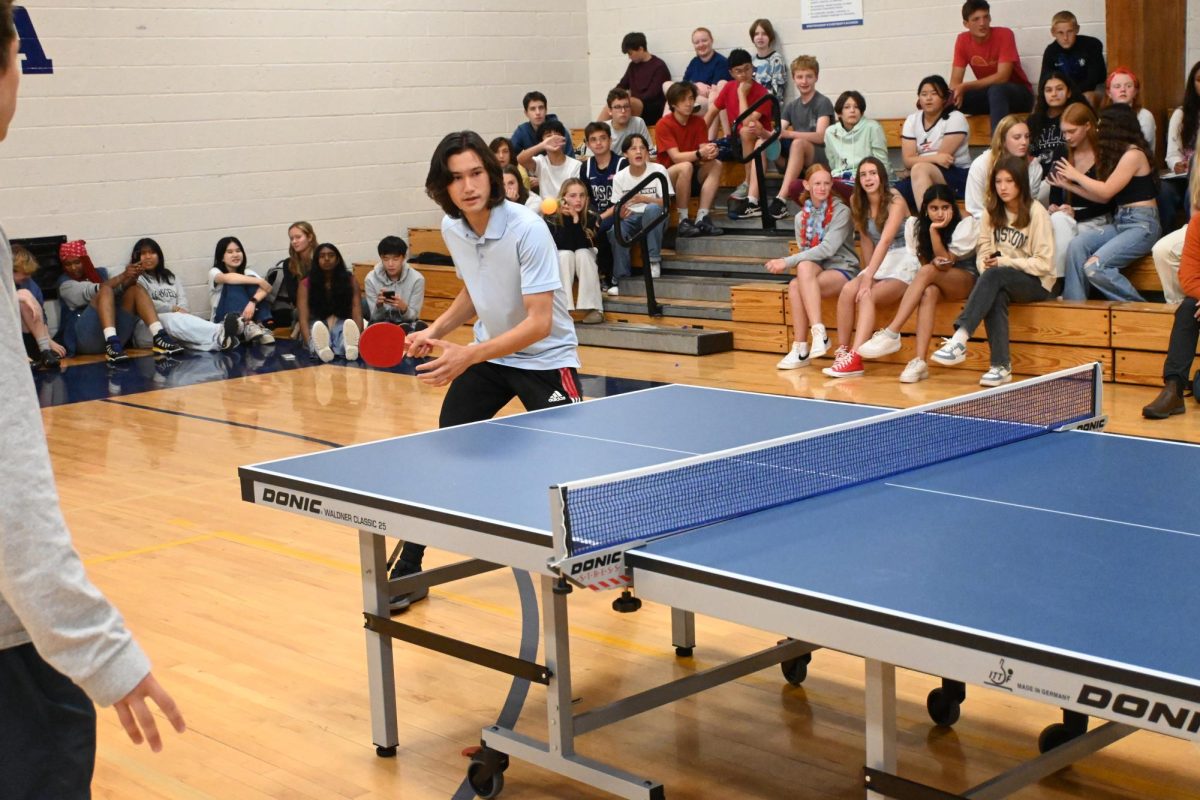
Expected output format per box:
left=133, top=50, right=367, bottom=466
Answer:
left=549, top=485, right=571, bottom=565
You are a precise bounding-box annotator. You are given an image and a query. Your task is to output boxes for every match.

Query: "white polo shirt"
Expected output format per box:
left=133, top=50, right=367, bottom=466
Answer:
left=441, top=200, right=580, bottom=370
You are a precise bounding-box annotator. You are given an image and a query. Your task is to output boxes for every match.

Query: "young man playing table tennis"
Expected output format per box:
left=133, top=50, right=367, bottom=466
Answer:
left=386, top=130, right=582, bottom=611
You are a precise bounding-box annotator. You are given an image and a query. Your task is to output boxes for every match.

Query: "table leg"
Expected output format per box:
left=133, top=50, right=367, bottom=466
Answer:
left=360, top=530, right=398, bottom=756
left=671, top=607, right=696, bottom=657
left=864, top=658, right=897, bottom=800
left=543, top=575, right=575, bottom=757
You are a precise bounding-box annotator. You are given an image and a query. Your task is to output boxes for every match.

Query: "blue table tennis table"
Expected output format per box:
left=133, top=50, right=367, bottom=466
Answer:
left=239, top=364, right=1200, bottom=799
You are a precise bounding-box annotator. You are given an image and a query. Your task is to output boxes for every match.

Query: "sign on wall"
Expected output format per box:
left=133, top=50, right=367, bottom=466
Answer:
left=801, top=0, right=864, bottom=30
left=14, top=6, right=53, bottom=74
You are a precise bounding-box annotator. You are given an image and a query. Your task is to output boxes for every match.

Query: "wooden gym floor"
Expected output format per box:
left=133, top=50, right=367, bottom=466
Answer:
left=45, top=330, right=1200, bottom=799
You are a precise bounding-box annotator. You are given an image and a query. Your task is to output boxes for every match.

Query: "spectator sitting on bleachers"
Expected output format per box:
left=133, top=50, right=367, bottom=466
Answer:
left=57, top=239, right=184, bottom=363
left=766, top=164, right=859, bottom=370
left=490, top=136, right=531, bottom=190
left=265, top=220, right=316, bottom=330
left=518, top=118, right=582, bottom=206
left=1159, top=61, right=1200, bottom=233
left=209, top=236, right=275, bottom=345
left=1055, top=104, right=1160, bottom=302
left=598, top=32, right=671, bottom=123
left=1142, top=171, right=1200, bottom=419
left=364, top=235, right=425, bottom=332
left=964, top=114, right=1044, bottom=229
left=297, top=243, right=362, bottom=363
left=1027, top=71, right=1090, bottom=199
left=609, top=134, right=672, bottom=294
left=503, top=164, right=543, bottom=215
left=822, top=90, right=888, bottom=202
left=858, top=184, right=978, bottom=383
left=896, top=75, right=971, bottom=214
left=1101, top=68, right=1155, bottom=155
left=749, top=19, right=786, bottom=103
left=603, top=88, right=655, bottom=159
left=545, top=178, right=604, bottom=325
left=511, top=91, right=575, bottom=160
left=11, top=244, right=63, bottom=369
left=1040, top=10, right=1106, bottom=107
left=824, top=157, right=918, bottom=378
left=1047, top=102, right=1111, bottom=280
left=949, top=0, right=1034, bottom=131
left=766, top=55, right=835, bottom=221
left=664, top=27, right=729, bottom=121
left=932, top=156, right=1053, bottom=387
left=706, top=48, right=776, bottom=220
left=580, top=122, right=628, bottom=284
left=131, top=238, right=240, bottom=352
left=656, top=82, right=724, bottom=239
left=1150, top=149, right=1200, bottom=304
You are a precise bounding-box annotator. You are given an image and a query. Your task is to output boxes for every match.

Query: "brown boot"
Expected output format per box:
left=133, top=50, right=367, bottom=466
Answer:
left=1143, top=379, right=1185, bottom=419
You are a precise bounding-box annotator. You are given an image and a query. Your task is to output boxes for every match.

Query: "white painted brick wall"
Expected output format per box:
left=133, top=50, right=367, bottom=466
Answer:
left=2, top=2, right=588, bottom=312
left=587, top=1, right=1104, bottom=122
left=1190, top=0, right=1200, bottom=77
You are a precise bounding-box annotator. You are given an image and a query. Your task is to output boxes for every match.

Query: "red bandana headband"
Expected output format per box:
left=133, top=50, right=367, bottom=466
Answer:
left=59, top=240, right=89, bottom=260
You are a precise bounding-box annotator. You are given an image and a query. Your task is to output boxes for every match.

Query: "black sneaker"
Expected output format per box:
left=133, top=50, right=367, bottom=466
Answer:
left=105, top=337, right=130, bottom=364
left=741, top=200, right=762, bottom=218
left=220, top=313, right=241, bottom=350
left=152, top=330, right=185, bottom=356
left=727, top=197, right=749, bottom=220
left=696, top=216, right=724, bottom=236
left=767, top=197, right=790, bottom=220
left=677, top=218, right=700, bottom=238
left=388, top=560, right=429, bottom=614
left=36, top=349, right=61, bottom=370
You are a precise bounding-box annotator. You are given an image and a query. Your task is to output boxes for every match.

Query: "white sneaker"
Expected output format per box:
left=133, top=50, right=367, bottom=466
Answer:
left=776, top=342, right=810, bottom=370
left=311, top=321, right=334, bottom=363
left=244, top=320, right=275, bottom=345
left=650, top=262, right=661, bottom=278
left=343, top=319, right=360, bottom=361
left=606, top=284, right=620, bottom=297
left=809, top=333, right=831, bottom=360
left=859, top=328, right=901, bottom=359
left=899, top=357, right=929, bottom=384
left=979, top=364, right=1012, bottom=387
left=931, top=338, right=967, bottom=366
left=731, top=181, right=749, bottom=200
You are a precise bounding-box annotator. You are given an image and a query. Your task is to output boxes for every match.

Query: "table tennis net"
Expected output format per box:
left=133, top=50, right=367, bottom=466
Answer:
left=560, top=364, right=1099, bottom=558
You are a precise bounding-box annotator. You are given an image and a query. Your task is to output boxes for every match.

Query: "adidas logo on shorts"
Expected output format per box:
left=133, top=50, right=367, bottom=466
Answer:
left=548, top=390, right=566, bottom=403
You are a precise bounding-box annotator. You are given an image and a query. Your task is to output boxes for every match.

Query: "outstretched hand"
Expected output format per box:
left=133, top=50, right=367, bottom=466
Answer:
left=414, top=338, right=478, bottom=386
left=113, top=672, right=185, bottom=753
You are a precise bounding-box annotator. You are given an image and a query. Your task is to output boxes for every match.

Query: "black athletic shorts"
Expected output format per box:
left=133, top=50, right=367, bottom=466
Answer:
left=439, top=360, right=582, bottom=428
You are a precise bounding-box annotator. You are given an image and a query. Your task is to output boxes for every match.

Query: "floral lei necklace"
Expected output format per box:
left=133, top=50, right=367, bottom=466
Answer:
left=798, top=198, right=835, bottom=249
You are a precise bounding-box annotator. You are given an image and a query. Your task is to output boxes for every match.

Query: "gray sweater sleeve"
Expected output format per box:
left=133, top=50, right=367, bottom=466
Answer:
left=402, top=270, right=425, bottom=323
left=58, top=278, right=99, bottom=310
left=0, top=230, right=150, bottom=707
left=785, top=203, right=855, bottom=268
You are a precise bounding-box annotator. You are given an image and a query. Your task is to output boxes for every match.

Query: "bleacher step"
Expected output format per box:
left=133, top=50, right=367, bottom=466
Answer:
left=604, top=295, right=731, bottom=321
left=575, top=322, right=733, bottom=356
left=616, top=275, right=751, bottom=303
left=672, top=233, right=792, bottom=259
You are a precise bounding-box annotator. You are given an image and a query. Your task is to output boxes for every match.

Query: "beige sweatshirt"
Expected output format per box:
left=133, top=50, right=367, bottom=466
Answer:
left=977, top=201, right=1056, bottom=292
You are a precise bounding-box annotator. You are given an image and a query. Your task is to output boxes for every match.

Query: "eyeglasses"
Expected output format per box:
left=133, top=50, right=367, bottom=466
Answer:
left=610, top=103, right=631, bottom=111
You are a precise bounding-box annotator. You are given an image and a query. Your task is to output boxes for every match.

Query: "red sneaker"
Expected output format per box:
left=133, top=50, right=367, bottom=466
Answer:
left=822, top=348, right=864, bottom=378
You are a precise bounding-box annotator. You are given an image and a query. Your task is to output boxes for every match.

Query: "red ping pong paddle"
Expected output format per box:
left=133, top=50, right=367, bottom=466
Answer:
left=359, top=322, right=407, bottom=368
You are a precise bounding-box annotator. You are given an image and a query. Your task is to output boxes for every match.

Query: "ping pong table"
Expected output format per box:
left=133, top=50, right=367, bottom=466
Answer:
left=239, top=364, right=1200, bottom=799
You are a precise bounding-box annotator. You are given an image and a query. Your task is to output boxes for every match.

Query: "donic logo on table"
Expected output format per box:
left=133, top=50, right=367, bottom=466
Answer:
left=986, top=657, right=1014, bottom=691
left=262, top=487, right=323, bottom=514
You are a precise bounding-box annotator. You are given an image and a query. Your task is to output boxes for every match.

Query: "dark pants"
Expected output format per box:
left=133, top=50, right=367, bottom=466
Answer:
left=1163, top=297, right=1200, bottom=387
left=1158, top=177, right=1194, bottom=236
left=212, top=283, right=271, bottom=325
left=955, top=267, right=1050, bottom=367
left=398, top=361, right=583, bottom=566
left=0, top=644, right=97, bottom=800
left=958, top=82, right=1035, bottom=131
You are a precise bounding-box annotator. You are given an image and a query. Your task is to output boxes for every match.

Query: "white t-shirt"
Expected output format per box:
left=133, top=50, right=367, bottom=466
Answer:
left=208, top=267, right=262, bottom=318
left=611, top=163, right=674, bottom=215
left=530, top=154, right=582, bottom=206
left=902, top=110, right=972, bottom=169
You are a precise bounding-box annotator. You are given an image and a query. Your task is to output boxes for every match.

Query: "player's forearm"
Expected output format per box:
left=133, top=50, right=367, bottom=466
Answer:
left=468, top=310, right=551, bottom=363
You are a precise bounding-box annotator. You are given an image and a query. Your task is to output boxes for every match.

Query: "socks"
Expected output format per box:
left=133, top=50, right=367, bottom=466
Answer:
left=36, top=335, right=50, bottom=351
left=148, top=321, right=163, bottom=336
left=696, top=208, right=709, bottom=221
left=881, top=328, right=899, bottom=339
left=747, top=195, right=758, bottom=205
left=811, top=323, right=827, bottom=343
left=951, top=328, right=969, bottom=347
left=103, top=327, right=117, bottom=340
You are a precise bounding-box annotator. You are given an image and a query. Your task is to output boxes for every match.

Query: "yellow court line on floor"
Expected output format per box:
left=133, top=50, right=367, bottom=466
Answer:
left=213, top=530, right=361, bottom=573
left=84, top=534, right=214, bottom=565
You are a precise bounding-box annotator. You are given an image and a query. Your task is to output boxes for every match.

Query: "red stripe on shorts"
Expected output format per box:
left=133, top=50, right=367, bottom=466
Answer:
left=559, top=368, right=582, bottom=402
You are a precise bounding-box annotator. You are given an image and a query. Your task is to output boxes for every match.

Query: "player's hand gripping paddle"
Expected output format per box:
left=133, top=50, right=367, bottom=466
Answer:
left=359, top=322, right=407, bottom=368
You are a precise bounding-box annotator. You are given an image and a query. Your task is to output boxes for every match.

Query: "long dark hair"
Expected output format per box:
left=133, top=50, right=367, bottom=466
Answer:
left=308, top=242, right=354, bottom=319
left=131, top=237, right=174, bottom=284
left=425, top=131, right=505, bottom=219
left=213, top=236, right=248, bottom=275
left=986, top=155, right=1033, bottom=231
left=502, top=165, right=529, bottom=204
left=916, top=184, right=962, bottom=264
left=1096, top=104, right=1155, bottom=184
left=1182, top=61, right=1200, bottom=157
left=1028, top=71, right=1088, bottom=136
left=916, top=75, right=955, bottom=120
left=850, top=156, right=892, bottom=234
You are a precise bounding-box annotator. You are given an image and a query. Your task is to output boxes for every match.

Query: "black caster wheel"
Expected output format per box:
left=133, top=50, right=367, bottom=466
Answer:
left=926, top=687, right=962, bottom=727
left=675, top=646, right=694, bottom=658
left=1038, top=722, right=1082, bottom=753
left=612, top=589, right=642, bottom=613
left=375, top=745, right=397, bottom=758
left=781, top=652, right=812, bottom=686
left=467, top=747, right=509, bottom=799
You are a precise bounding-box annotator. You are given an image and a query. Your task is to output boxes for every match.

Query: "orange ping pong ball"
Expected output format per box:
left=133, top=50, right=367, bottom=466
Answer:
left=540, top=197, right=559, bottom=215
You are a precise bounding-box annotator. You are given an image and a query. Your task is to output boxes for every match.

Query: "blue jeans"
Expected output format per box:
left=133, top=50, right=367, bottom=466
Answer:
left=957, top=82, right=1035, bottom=131
left=610, top=204, right=664, bottom=280
left=1062, top=206, right=1161, bottom=301
left=212, top=283, right=272, bottom=324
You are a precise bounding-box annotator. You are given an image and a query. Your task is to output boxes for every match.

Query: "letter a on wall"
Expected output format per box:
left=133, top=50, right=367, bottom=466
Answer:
left=14, top=6, right=53, bottom=74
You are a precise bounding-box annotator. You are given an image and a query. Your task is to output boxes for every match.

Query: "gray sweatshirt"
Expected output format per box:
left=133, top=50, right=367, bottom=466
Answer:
left=783, top=200, right=860, bottom=274
left=0, top=227, right=150, bottom=706
left=363, top=261, right=425, bottom=324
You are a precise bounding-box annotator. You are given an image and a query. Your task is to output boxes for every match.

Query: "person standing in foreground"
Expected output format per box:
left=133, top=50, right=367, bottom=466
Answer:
left=0, top=3, right=186, bottom=796
left=387, top=130, right=582, bottom=611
